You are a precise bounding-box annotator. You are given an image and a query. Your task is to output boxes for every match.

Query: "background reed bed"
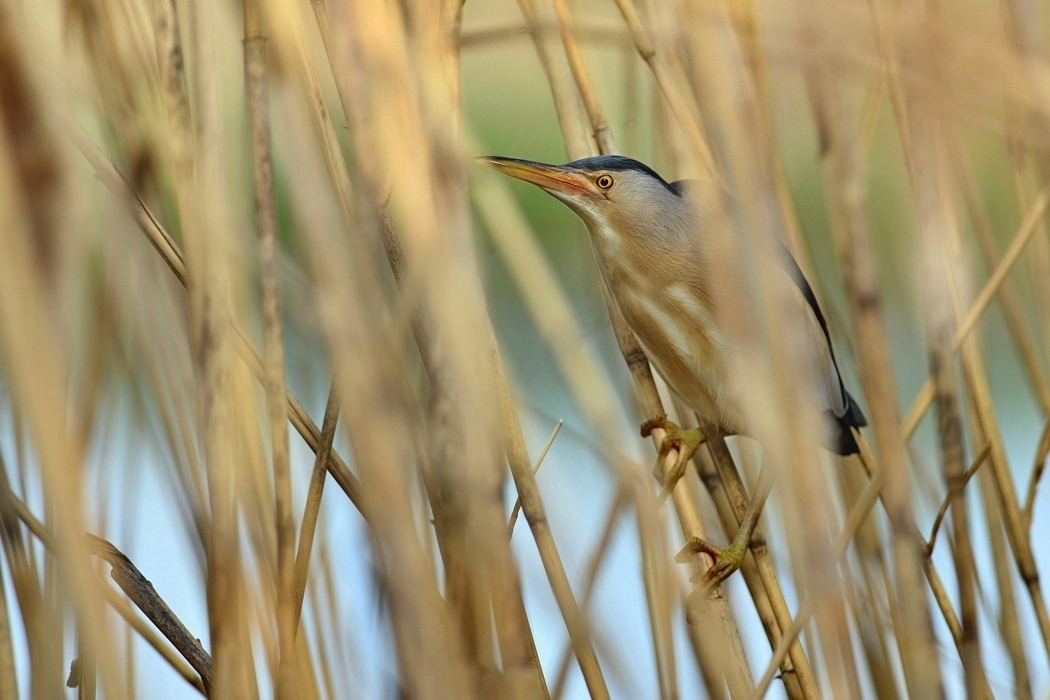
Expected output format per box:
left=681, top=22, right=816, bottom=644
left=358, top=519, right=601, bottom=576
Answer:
left=0, top=0, right=1048, bottom=697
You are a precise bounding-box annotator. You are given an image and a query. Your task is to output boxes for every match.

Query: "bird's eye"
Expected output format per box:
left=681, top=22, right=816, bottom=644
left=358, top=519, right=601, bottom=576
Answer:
left=595, top=174, right=614, bottom=190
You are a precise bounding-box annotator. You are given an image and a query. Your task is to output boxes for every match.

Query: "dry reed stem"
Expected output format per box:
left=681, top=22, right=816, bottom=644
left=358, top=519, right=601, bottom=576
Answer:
left=507, top=419, right=563, bottom=535
left=152, top=3, right=247, bottom=687
left=328, top=1, right=512, bottom=685
left=635, top=486, right=676, bottom=700
left=383, top=251, right=494, bottom=686
left=243, top=1, right=296, bottom=693
left=292, top=139, right=478, bottom=700
left=1000, top=0, right=1050, bottom=385
left=971, top=409, right=1033, bottom=700
left=492, top=343, right=609, bottom=700
left=362, top=141, right=549, bottom=700
left=87, top=535, right=213, bottom=690
left=947, top=135, right=1050, bottom=415
left=70, top=128, right=366, bottom=513
left=673, top=395, right=810, bottom=700
left=471, top=171, right=630, bottom=446
left=905, top=85, right=985, bottom=695
left=522, top=3, right=754, bottom=692
left=750, top=467, right=886, bottom=699
left=960, top=331, right=1050, bottom=657
left=925, top=443, right=991, bottom=552
left=0, top=57, right=125, bottom=700
left=72, top=618, right=97, bottom=700
left=688, top=446, right=803, bottom=700
left=681, top=8, right=848, bottom=696
left=921, top=558, right=963, bottom=645
left=724, top=0, right=815, bottom=286
left=611, top=0, right=717, bottom=180
left=292, top=383, right=340, bottom=628
left=6, top=478, right=185, bottom=696
left=0, top=483, right=57, bottom=697
left=318, top=4, right=552, bottom=693
left=549, top=486, right=630, bottom=699
left=350, top=15, right=588, bottom=696
left=461, top=17, right=626, bottom=49
left=516, top=0, right=593, bottom=157
left=696, top=439, right=813, bottom=700
left=0, top=542, right=15, bottom=700
left=0, top=1, right=61, bottom=283
left=101, top=581, right=207, bottom=695
left=942, top=138, right=1050, bottom=660
left=1025, top=418, right=1050, bottom=526
left=808, top=7, right=943, bottom=691
left=549, top=0, right=617, bottom=153
left=900, top=185, right=1050, bottom=439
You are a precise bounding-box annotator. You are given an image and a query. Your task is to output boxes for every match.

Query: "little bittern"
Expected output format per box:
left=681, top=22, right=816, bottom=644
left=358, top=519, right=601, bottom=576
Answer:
left=481, top=154, right=867, bottom=587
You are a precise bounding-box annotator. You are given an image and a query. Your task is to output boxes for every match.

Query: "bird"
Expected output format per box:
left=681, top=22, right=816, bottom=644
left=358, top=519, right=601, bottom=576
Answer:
left=480, top=154, right=867, bottom=586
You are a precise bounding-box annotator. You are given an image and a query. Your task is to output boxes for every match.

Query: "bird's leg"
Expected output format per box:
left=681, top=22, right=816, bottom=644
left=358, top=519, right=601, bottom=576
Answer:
left=640, top=415, right=706, bottom=497
left=677, top=464, right=777, bottom=590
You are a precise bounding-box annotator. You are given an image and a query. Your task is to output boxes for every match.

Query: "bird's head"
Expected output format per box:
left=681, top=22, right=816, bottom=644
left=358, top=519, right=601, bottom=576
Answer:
left=478, top=155, right=687, bottom=243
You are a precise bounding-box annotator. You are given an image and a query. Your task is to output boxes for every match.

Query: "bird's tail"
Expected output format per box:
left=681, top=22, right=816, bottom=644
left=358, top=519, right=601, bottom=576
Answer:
left=825, top=391, right=867, bottom=456
left=844, top=392, right=867, bottom=428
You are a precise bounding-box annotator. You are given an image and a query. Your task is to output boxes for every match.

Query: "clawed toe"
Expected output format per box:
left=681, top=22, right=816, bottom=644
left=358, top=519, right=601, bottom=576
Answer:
left=640, top=416, right=706, bottom=498
left=640, top=415, right=670, bottom=439
left=676, top=534, right=748, bottom=591
left=675, top=537, right=722, bottom=562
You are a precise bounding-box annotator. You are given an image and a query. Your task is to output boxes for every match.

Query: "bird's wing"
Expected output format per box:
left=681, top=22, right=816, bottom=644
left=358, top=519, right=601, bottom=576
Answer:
left=776, top=244, right=859, bottom=422
left=669, top=179, right=865, bottom=428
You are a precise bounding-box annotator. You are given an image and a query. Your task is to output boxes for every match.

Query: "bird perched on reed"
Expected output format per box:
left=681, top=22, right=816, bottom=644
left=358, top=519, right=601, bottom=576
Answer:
left=480, top=154, right=867, bottom=586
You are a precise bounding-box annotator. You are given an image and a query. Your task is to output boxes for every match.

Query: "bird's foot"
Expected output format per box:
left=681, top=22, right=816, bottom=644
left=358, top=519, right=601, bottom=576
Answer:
left=640, top=415, right=706, bottom=498
left=676, top=530, right=749, bottom=591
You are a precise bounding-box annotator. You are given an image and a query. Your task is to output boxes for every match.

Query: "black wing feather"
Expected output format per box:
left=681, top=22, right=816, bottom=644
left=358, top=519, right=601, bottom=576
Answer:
left=778, top=244, right=868, bottom=454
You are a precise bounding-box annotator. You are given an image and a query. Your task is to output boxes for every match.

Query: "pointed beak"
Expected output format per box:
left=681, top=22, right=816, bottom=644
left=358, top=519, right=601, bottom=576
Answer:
left=477, top=156, right=593, bottom=197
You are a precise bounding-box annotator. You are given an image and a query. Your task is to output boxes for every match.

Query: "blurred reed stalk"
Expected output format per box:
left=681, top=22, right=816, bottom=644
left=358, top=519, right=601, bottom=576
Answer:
left=0, top=0, right=1049, bottom=698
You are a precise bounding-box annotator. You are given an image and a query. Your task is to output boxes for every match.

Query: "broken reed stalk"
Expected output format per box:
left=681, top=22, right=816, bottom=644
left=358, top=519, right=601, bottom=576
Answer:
left=1, top=474, right=209, bottom=694
left=87, top=536, right=214, bottom=690
left=102, top=583, right=206, bottom=695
